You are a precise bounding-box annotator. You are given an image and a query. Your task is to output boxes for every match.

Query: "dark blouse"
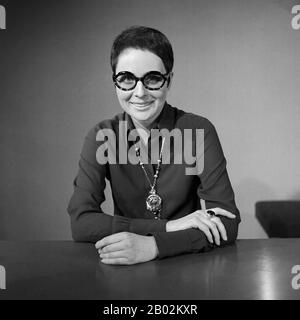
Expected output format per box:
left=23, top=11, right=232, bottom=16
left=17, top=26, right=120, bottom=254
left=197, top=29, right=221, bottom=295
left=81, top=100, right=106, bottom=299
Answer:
left=67, top=103, right=241, bottom=258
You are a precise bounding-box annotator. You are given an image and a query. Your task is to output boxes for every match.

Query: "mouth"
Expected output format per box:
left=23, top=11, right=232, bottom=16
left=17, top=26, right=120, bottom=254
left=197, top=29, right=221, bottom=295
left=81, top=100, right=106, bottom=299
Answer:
left=130, top=101, right=154, bottom=109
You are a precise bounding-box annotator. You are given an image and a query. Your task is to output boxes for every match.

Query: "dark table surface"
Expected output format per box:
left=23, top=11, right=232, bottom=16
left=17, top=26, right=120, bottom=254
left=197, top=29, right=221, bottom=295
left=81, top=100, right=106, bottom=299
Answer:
left=0, top=239, right=300, bottom=300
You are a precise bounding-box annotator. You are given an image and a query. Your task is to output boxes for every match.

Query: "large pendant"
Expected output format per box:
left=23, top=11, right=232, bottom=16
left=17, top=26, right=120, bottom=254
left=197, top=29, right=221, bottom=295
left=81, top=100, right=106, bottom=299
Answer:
left=146, top=190, right=162, bottom=218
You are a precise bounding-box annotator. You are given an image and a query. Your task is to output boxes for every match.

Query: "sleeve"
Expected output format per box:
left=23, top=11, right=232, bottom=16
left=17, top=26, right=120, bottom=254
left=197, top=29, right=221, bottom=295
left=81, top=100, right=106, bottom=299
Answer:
left=67, top=125, right=167, bottom=243
left=152, top=120, right=240, bottom=259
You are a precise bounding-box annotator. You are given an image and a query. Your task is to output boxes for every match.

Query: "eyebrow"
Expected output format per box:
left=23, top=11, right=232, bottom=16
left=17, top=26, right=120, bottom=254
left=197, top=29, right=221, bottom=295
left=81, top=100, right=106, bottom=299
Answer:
left=115, top=70, right=164, bottom=76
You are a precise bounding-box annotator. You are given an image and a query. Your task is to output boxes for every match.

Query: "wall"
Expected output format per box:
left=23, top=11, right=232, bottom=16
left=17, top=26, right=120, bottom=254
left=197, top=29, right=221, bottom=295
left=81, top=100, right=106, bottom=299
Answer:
left=0, top=0, right=299, bottom=240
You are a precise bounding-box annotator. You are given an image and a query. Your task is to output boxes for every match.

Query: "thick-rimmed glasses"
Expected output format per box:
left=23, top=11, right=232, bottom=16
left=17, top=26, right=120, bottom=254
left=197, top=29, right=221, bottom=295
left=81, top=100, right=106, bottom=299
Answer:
left=112, top=71, right=170, bottom=91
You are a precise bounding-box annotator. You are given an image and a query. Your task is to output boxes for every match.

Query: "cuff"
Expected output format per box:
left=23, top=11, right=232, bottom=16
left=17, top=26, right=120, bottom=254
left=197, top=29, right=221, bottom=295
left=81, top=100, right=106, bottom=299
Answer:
left=153, top=229, right=210, bottom=259
left=152, top=230, right=192, bottom=259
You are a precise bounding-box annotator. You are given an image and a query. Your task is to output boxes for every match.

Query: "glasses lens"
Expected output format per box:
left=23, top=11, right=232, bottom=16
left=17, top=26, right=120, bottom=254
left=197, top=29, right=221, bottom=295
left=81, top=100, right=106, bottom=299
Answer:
left=144, top=73, right=165, bottom=89
left=115, top=73, right=136, bottom=90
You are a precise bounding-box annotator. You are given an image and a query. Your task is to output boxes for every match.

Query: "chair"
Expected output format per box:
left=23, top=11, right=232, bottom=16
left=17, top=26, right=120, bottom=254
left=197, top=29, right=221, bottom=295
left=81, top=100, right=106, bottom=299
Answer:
left=255, top=201, right=300, bottom=237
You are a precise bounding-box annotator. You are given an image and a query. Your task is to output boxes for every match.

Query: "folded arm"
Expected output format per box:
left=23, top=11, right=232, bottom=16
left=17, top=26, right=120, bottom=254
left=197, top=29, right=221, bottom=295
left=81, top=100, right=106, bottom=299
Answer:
left=151, top=120, right=241, bottom=259
left=68, top=121, right=240, bottom=263
left=67, top=127, right=168, bottom=243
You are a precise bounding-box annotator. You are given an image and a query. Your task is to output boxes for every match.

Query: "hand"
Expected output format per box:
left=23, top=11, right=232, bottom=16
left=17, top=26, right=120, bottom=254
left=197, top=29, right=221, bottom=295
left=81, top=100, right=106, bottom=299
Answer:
left=95, top=232, right=159, bottom=265
left=166, top=208, right=236, bottom=245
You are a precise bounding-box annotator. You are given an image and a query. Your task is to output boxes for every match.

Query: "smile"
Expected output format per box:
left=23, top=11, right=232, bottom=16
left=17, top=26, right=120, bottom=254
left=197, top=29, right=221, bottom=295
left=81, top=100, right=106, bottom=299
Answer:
left=131, top=101, right=153, bottom=111
left=130, top=101, right=154, bottom=109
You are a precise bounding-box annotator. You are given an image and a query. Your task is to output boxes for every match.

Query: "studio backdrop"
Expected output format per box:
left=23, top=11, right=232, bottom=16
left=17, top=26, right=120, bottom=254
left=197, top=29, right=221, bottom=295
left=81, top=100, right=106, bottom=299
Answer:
left=0, top=0, right=300, bottom=240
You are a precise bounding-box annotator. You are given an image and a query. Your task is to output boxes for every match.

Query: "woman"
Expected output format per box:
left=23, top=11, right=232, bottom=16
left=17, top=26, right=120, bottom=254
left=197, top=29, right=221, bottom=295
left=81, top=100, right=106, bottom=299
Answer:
left=68, top=26, right=241, bottom=265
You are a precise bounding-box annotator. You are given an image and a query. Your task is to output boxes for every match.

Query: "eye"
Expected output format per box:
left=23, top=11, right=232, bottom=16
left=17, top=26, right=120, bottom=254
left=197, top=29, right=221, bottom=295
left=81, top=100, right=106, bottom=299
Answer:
left=116, top=73, right=135, bottom=84
left=145, top=74, right=163, bottom=84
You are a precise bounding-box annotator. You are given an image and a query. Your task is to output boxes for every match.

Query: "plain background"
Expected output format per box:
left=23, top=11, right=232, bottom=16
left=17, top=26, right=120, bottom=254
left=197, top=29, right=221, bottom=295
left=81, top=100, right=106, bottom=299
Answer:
left=0, top=0, right=299, bottom=240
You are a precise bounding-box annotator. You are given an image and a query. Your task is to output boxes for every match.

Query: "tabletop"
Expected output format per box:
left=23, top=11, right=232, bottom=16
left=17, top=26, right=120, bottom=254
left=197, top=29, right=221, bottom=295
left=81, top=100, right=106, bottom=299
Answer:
left=0, top=239, right=300, bottom=300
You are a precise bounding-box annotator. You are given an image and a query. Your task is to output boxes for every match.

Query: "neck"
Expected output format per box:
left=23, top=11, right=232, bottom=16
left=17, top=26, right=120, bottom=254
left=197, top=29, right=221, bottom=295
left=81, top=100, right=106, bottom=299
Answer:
left=132, top=119, right=150, bottom=145
left=132, top=118, right=151, bottom=132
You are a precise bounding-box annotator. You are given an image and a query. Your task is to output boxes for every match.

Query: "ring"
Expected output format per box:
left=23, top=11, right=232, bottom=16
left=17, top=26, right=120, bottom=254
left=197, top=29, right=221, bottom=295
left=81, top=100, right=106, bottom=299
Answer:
left=206, top=210, right=216, bottom=219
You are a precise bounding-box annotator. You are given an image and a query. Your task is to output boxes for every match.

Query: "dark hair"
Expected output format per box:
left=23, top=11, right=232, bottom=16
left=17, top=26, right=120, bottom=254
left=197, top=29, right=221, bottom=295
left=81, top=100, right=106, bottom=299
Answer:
left=110, top=26, right=174, bottom=74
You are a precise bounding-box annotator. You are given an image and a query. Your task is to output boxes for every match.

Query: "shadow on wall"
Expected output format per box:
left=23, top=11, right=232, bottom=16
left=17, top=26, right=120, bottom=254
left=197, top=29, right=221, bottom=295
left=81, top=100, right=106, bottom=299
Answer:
left=235, top=177, right=277, bottom=239
left=291, top=191, right=300, bottom=199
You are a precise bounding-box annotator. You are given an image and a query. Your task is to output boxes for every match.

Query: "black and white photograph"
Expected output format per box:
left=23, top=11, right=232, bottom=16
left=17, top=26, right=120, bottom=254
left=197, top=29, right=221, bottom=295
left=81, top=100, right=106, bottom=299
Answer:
left=1, top=0, right=300, bottom=308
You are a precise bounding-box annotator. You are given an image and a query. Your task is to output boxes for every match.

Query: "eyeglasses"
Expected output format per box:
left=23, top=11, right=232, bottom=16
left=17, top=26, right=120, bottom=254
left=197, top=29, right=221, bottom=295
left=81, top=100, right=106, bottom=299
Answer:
left=112, top=71, right=170, bottom=91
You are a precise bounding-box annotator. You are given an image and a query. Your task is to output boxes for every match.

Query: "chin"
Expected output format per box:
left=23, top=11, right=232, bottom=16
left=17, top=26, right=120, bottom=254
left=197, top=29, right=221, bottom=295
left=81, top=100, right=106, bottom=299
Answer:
left=129, top=107, right=155, bottom=119
left=131, top=112, right=154, bottom=122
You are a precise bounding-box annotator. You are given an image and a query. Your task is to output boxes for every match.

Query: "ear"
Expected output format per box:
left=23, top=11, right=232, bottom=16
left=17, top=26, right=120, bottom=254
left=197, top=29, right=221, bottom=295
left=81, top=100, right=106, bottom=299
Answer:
left=167, top=71, right=174, bottom=90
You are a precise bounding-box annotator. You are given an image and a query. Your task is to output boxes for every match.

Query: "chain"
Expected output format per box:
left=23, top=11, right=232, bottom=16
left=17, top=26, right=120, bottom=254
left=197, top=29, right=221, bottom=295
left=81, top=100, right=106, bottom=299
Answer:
left=135, top=137, right=165, bottom=191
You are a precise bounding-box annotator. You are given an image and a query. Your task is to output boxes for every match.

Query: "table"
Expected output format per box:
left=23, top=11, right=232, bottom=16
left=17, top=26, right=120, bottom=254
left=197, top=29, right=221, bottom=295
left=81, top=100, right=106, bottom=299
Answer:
left=0, top=239, right=299, bottom=300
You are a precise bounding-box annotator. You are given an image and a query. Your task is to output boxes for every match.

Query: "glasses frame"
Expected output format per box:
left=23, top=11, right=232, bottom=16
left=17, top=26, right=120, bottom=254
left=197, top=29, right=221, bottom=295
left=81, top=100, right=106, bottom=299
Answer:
left=112, top=71, right=170, bottom=91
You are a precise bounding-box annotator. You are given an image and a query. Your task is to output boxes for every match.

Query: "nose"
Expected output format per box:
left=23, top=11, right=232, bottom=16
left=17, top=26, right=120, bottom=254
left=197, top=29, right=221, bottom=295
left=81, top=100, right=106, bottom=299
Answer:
left=133, top=80, right=148, bottom=97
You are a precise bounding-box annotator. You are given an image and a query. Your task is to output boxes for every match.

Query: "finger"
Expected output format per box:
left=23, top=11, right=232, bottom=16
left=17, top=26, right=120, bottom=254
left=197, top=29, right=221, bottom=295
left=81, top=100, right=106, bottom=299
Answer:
left=194, top=218, right=213, bottom=244
left=99, top=250, right=127, bottom=260
left=211, top=217, right=227, bottom=241
left=99, top=241, right=126, bottom=254
left=101, top=257, right=129, bottom=265
left=212, top=208, right=236, bottom=219
left=195, top=209, right=209, bottom=219
left=200, top=218, right=220, bottom=245
left=95, top=232, right=128, bottom=249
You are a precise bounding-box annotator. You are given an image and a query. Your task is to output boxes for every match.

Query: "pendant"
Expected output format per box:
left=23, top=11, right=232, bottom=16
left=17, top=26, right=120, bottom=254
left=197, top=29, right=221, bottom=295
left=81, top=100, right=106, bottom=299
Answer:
left=146, top=190, right=162, bottom=217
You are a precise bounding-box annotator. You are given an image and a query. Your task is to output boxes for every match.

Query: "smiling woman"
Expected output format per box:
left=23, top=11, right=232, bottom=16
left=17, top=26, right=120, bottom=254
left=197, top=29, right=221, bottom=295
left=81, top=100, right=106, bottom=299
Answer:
left=115, top=48, right=171, bottom=129
left=67, top=26, right=241, bottom=265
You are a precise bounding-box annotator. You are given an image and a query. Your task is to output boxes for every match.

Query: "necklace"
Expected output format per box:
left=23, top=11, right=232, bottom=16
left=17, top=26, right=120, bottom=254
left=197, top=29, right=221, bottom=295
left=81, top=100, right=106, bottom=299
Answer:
left=135, top=137, right=165, bottom=219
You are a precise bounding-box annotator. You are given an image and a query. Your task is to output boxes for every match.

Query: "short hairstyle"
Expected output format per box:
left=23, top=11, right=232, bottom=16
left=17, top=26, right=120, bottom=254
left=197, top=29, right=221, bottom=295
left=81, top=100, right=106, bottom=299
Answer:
left=110, top=26, right=174, bottom=74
